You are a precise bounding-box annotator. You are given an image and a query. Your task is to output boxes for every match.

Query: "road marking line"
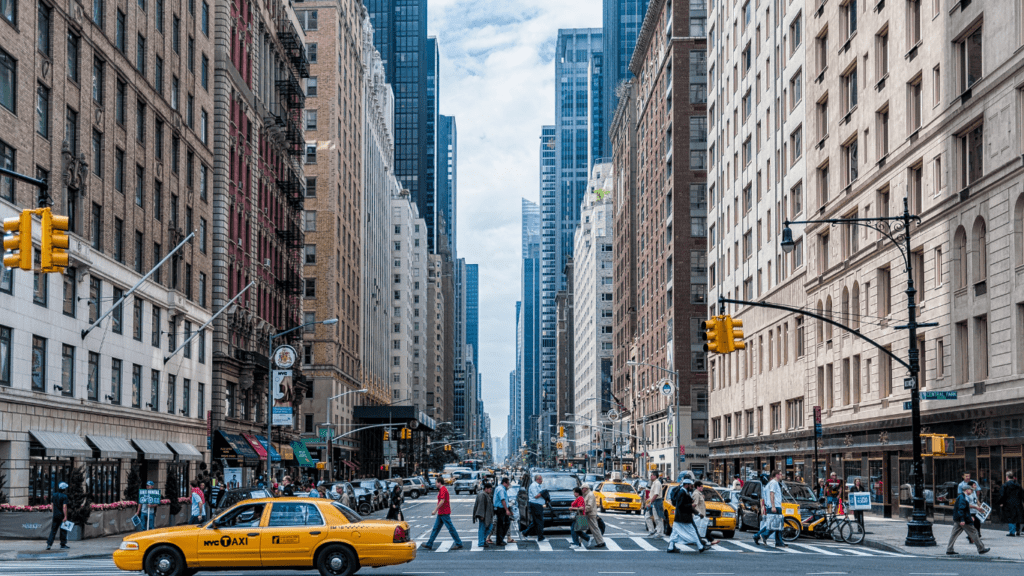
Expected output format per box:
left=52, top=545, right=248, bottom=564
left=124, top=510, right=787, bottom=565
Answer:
left=835, top=547, right=874, bottom=556
left=435, top=540, right=454, bottom=553
left=505, top=542, right=519, bottom=551
left=790, top=543, right=841, bottom=555
left=861, top=548, right=914, bottom=557
left=630, top=536, right=660, bottom=551
left=730, top=541, right=774, bottom=553
left=537, top=539, right=553, bottom=551
left=603, top=538, right=624, bottom=551
left=470, top=542, right=484, bottom=552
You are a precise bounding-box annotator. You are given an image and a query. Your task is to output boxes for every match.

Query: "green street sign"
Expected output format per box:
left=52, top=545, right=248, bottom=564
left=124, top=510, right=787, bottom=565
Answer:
left=921, top=391, right=957, bottom=400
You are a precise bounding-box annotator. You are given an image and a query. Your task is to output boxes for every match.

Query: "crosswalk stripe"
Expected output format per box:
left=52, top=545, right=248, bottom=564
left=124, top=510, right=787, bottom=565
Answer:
left=471, top=542, right=484, bottom=551
left=730, top=540, right=773, bottom=553
left=790, top=543, right=841, bottom=555
left=856, top=547, right=913, bottom=557
left=630, top=536, right=660, bottom=551
left=776, top=544, right=806, bottom=554
left=835, top=546, right=874, bottom=556
left=603, top=538, right=623, bottom=551
left=537, top=539, right=553, bottom=552
left=564, top=537, right=588, bottom=550
left=435, top=540, right=454, bottom=552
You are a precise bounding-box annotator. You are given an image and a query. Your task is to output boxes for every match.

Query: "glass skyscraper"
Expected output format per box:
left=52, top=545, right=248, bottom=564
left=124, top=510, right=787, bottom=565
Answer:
left=602, top=0, right=650, bottom=148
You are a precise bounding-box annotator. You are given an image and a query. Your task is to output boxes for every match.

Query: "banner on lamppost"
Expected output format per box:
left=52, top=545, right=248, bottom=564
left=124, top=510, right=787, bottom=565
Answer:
left=272, top=370, right=293, bottom=427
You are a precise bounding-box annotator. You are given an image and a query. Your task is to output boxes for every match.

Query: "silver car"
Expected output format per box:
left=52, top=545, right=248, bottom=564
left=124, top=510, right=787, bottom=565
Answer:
left=453, top=472, right=483, bottom=495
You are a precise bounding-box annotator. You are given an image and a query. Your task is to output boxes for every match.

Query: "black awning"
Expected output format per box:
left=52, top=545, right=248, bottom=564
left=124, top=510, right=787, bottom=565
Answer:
left=213, top=431, right=259, bottom=464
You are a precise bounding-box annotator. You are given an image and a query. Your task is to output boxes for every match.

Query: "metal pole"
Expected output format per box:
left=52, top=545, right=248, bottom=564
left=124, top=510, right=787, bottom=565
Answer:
left=267, top=332, right=273, bottom=487
left=903, top=197, right=935, bottom=547
left=674, top=370, right=680, bottom=480
left=327, top=399, right=332, bottom=482
left=164, top=281, right=254, bottom=363
left=81, top=231, right=195, bottom=338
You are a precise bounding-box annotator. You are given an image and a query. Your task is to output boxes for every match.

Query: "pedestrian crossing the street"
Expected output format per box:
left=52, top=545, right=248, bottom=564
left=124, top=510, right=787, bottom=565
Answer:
left=413, top=536, right=915, bottom=557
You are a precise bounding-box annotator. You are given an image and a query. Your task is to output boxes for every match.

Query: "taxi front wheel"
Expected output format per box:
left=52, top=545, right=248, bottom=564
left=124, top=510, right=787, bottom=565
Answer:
left=144, top=545, right=186, bottom=576
left=317, top=544, right=358, bottom=576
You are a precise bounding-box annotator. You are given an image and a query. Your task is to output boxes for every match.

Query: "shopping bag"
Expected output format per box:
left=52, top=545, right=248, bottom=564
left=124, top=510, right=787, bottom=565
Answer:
left=573, top=514, right=589, bottom=532
left=695, top=516, right=708, bottom=537
left=60, top=520, right=75, bottom=532
left=767, top=513, right=784, bottom=532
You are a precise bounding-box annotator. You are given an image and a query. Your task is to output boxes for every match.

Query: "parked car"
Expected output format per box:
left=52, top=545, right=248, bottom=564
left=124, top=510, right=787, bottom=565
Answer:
left=216, top=487, right=274, bottom=510
left=398, top=477, right=427, bottom=499
left=321, top=481, right=373, bottom=516
left=353, top=478, right=387, bottom=510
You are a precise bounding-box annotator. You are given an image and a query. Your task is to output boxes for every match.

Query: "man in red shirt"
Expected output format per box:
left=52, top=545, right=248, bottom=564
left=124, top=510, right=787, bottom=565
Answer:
left=422, top=483, right=464, bottom=550
left=825, top=472, right=844, bottom=513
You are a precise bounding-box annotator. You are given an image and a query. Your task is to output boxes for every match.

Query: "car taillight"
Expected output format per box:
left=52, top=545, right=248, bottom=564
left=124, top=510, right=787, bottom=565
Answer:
left=393, top=525, right=410, bottom=543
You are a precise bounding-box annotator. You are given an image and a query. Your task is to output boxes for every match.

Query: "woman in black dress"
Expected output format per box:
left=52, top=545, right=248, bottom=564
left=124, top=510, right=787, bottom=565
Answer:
left=386, top=483, right=405, bottom=521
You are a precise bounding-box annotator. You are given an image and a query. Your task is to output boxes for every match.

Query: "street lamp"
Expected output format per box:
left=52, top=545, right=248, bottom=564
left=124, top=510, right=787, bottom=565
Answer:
left=627, top=360, right=680, bottom=479
left=324, top=388, right=368, bottom=481
left=779, top=198, right=936, bottom=547
left=267, top=317, right=338, bottom=484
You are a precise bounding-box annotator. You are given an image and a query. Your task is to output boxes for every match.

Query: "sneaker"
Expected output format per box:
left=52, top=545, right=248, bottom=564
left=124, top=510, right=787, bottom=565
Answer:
left=451, top=544, right=464, bottom=550
left=45, top=546, right=51, bottom=551
left=569, top=544, right=581, bottom=550
left=753, top=537, right=761, bottom=545
left=421, top=544, right=433, bottom=550
left=59, top=545, right=70, bottom=550
left=979, top=548, right=991, bottom=555
left=946, top=551, right=958, bottom=555
left=593, top=543, right=606, bottom=549
left=495, top=541, right=506, bottom=547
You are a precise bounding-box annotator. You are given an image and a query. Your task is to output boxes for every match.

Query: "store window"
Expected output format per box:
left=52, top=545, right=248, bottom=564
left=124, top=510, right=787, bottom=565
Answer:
left=86, top=460, right=121, bottom=504
left=28, top=459, right=73, bottom=506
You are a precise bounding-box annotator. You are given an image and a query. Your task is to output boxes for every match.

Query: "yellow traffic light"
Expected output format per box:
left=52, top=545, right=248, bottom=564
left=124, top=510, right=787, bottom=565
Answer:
left=725, top=316, right=745, bottom=352
left=921, top=433, right=955, bottom=455
left=558, top=426, right=564, bottom=437
left=3, top=210, right=32, bottom=271
left=41, top=208, right=69, bottom=272
left=315, top=462, right=327, bottom=470
left=701, top=316, right=724, bottom=353
left=383, top=430, right=390, bottom=441
left=481, top=441, right=485, bottom=449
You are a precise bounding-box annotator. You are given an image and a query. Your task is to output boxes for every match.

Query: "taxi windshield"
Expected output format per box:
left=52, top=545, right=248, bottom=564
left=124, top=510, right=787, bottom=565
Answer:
left=601, top=484, right=636, bottom=494
left=702, top=488, right=725, bottom=503
left=782, top=482, right=817, bottom=503
left=542, top=476, right=580, bottom=491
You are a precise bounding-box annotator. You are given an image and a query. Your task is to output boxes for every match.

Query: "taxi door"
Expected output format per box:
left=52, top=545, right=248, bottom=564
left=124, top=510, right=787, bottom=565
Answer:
left=261, top=501, right=329, bottom=567
left=196, top=502, right=267, bottom=568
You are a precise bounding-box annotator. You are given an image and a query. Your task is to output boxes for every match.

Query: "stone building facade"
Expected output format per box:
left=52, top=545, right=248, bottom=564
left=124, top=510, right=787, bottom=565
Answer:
left=1, top=0, right=214, bottom=504
left=389, top=190, right=428, bottom=410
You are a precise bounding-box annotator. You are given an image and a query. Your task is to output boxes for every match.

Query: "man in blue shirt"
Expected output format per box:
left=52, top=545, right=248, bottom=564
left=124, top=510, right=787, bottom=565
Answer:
left=46, top=482, right=70, bottom=550
left=492, top=477, right=515, bottom=546
left=527, top=475, right=547, bottom=542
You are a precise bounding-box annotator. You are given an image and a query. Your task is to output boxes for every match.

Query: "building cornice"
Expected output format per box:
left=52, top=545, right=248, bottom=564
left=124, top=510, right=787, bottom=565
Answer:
left=629, top=0, right=667, bottom=76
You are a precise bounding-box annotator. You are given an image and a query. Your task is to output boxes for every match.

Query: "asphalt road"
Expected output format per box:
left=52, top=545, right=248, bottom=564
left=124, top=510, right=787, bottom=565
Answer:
left=2, top=491, right=1017, bottom=576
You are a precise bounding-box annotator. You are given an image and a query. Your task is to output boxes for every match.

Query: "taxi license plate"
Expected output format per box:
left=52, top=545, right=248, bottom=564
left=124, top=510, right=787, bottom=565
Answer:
left=619, top=503, right=629, bottom=508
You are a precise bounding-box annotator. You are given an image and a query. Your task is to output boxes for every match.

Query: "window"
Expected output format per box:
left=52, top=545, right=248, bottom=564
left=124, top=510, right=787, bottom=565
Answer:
left=790, top=71, right=802, bottom=109
left=908, top=75, right=922, bottom=132
left=91, top=202, right=102, bottom=250
left=842, top=137, right=858, bottom=187
left=790, top=15, right=802, bottom=53
left=0, top=48, right=14, bottom=114
left=909, top=163, right=923, bottom=215
left=908, top=1, right=924, bottom=51
left=958, top=25, right=983, bottom=93
left=0, top=139, right=13, bottom=201
left=790, top=126, right=802, bottom=163
left=31, top=335, right=45, bottom=392
left=842, top=65, right=858, bottom=114
left=61, top=345, right=75, bottom=397
left=305, top=110, right=317, bottom=130
left=304, top=312, right=316, bottom=332
left=36, top=84, right=49, bottom=138
left=166, top=374, right=176, bottom=414
left=201, top=55, right=208, bottom=90
left=958, top=122, right=984, bottom=189
left=133, top=298, right=143, bottom=341
left=304, top=244, right=316, bottom=264
left=33, top=264, right=47, bottom=306
left=62, top=269, right=76, bottom=317
left=770, top=402, right=782, bottom=432
left=37, top=2, right=51, bottom=56
left=200, top=0, right=208, bottom=35
left=151, top=305, right=161, bottom=347
left=111, top=286, right=123, bottom=333
left=0, top=326, right=10, bottom=387
left=136, top=100, right=146, bottom=142
left=841, top=0, right=857, bottom=40
left=113, top=218, right=124, bottom=262
left=68, top=33, right=80, bottom=83
left=198, top=329, right=206, bottom=362
left=115, top=78, right=126, bottom=124
left=136, top=34, right=146, bottom=74
left=305, top=177, right=317, bottom=198
left=305, top=143, right=317, bottom=164
left=791, top=181, right=803, bottom=216
left=307, top=77, right=317, bottom=97
left=199, top=109, right=207, bottom=144
left=304, top=211, right=317, bottom=231
left=787, top=398, right=804, bottom=430
left=878, top=267, right=892, bottom=316
left=876, top=105, right=889, bottom=158
left=975, top=315, right=989, bottom=380
left=816, top=28, right=829, bottom=76
left=2, top=0, right=15, bottom=25
left=875, top=27, right=889, bottom=82
left=307, top=43, right=317, bottom=63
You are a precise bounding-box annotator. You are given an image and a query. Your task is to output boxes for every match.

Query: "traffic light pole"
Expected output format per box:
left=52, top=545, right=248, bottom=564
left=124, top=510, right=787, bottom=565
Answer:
left=0, top=166, right=49, bottom=207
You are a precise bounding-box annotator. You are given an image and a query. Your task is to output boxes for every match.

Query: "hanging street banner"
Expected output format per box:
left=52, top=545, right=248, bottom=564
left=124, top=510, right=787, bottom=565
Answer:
left=272, top=370, right=293, bottom=427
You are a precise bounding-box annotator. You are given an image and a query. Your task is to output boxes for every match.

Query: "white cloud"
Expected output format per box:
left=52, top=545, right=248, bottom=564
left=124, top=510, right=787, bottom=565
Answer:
left=429, top=1, right=601, bottom=438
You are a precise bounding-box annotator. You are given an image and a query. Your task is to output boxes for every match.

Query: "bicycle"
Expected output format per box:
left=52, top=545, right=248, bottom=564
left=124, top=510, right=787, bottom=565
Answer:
left=803, top=510, right=864, bottom=544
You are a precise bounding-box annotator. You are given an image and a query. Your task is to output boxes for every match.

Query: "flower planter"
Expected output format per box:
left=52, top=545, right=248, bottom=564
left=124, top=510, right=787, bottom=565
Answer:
left=0, top=511, right=53, bottom=539
left=67, top=523, right=85, bottom=541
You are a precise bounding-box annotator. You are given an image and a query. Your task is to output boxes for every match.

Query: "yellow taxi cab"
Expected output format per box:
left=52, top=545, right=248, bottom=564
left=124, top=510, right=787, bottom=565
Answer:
left=661, top=483, right=738, bottom=538
left=113, top=497, right=415, bottom=576
left=594, top=481, right=642, bottom=514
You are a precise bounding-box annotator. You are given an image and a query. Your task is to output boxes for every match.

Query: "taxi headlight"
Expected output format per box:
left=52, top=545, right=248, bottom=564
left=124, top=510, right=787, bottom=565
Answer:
left=119, top=541, right=140, bottom=551
left=722, top=512, right=736, bottom=518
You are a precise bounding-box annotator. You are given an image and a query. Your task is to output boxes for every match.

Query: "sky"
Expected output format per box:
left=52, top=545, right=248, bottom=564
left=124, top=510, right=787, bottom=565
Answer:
left=428, top=0, right=603, bottom=439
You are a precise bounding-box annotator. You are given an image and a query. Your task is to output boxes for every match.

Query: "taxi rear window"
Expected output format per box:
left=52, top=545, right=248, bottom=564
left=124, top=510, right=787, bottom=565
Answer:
left=331, top=502, right=364, bottom=523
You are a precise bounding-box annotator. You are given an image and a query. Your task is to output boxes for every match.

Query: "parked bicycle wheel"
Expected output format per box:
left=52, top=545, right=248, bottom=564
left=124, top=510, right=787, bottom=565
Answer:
left=841, top=519, right=865, bottom=544
left=781, top=517, right=802, bottom=542
left=828, top=518, right=845, bottom=542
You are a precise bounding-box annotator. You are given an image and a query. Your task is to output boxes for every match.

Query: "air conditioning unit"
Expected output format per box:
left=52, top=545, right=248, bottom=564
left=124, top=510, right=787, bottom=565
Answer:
left=237, top=238, right=243, bottom=246
left=237, top=180, right=244, bottom=189
left=264, top=258, right=271, bottom=267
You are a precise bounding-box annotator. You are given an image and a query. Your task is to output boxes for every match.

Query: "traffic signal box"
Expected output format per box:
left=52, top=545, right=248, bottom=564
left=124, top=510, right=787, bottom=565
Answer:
left=725, top=316, right=745, bottom=352
left=3, top=208, right=71, bottom=273
left=383, top=431, right=390, bottom=441
left=41, top=208, right=70, bottom=272
left=701, top=315, right=745, bottom=354
left=3, top=211, right=32, bottom=270
left=921, top=434, right=955, bottom=456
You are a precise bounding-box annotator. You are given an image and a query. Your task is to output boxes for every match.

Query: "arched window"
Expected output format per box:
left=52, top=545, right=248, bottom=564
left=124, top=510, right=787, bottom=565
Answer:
left=841, top=287, right=850, bottom=329
left=825, top=296, right=834, bottom=340
left=1015, top=195, right=1024, bottom=267
left=816, top=300, right=824, bottom=344
left=851, top=282, right=861, bottom=329
left=972, top=217, right=987, bottom=283
left=954, top=226, right=968, bottom=289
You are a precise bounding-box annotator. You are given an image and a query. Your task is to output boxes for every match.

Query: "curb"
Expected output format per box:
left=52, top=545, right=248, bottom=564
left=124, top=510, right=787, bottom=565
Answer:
left=0, top=551, right=112, bottom=562
left=861, top=537, right=906, bottom=555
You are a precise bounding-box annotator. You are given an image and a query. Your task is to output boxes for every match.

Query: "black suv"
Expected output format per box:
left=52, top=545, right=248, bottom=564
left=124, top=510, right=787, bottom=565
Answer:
left=736, top=479, right=821, bottom=531
left=517, top=473, right=605, bottom=534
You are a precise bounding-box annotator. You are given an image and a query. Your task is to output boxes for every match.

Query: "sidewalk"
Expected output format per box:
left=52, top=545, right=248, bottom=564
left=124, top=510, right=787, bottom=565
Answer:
left=862, top=516, right=1024, bottom=561
left=0, top=534, right=122, bottom=561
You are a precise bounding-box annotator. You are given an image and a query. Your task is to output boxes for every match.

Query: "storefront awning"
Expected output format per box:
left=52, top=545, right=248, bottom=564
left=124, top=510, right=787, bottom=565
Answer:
left=86, top=435, right=137, bottom=459
left=167, top=442, right=204, bottom=461
left=273, top=442, right=295, bottom=462
left=342, top=460, right=357, bottom=470
left=290, top=441, right=316, bottom=468
left=213, top=431, right=259, bottom=464
left=30, top=431, right=93, bottom=458
left=241, top=433, right=268, bottom=461
left=255, top=435, right=281, bottom=462
left=131, top=439, right=175, bottom=461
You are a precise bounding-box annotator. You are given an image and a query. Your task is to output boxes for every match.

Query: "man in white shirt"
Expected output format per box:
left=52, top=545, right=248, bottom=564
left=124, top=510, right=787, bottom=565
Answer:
left=646, top=472, right=665, bottom=537
left=527, top=475, right=547, bottom=542
left=754, top=470, right=787, bottom=548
